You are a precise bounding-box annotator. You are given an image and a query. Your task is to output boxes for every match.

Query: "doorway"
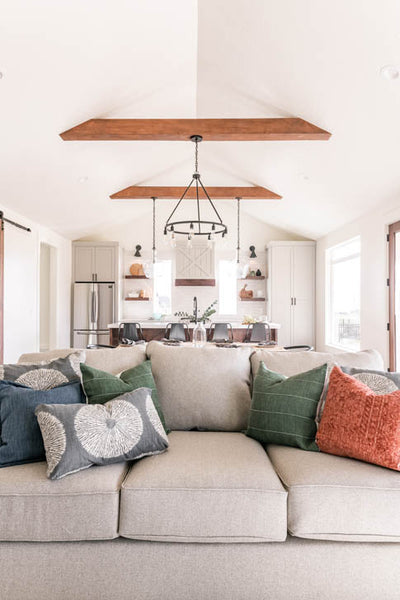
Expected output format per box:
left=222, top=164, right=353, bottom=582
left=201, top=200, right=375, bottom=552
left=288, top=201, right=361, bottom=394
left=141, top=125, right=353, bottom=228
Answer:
left=39, top=243, right=57, bottom=352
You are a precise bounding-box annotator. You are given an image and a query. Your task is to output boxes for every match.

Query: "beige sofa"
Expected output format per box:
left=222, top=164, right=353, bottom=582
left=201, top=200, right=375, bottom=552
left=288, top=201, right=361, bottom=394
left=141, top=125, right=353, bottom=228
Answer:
left=1, top=343, right=399, bottom=599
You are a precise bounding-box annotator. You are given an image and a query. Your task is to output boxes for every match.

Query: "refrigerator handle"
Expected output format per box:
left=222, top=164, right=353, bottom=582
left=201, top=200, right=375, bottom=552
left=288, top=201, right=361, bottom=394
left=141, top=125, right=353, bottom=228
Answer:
left=90, top=290, right=95, bottom=324
left=94, top=289, right=98, bottom=325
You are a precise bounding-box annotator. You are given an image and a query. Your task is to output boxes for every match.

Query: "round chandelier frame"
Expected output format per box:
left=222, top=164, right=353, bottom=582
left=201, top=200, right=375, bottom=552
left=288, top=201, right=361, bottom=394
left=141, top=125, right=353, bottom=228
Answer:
left=163, top=135, right=228, bottom=241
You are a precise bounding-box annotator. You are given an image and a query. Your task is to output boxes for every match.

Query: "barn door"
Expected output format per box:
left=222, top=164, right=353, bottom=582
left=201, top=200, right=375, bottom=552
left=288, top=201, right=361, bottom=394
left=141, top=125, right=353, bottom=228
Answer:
left=175, top=242, right=215, bottom=286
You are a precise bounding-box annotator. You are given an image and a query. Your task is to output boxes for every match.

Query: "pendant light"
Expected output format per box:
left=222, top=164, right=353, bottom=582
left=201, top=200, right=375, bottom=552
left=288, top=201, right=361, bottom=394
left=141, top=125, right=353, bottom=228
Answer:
left=236, top=196, right=243, bottom=278
left=164, top=135, right=228, bottom=245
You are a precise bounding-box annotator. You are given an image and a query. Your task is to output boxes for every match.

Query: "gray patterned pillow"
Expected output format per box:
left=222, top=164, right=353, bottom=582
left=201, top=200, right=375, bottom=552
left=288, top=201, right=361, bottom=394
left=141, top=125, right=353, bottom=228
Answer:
left=0, top=352, right=85, bottom=390
left=35, top=387, right=169, bottom=479
left=340, top=367, right=400, bottom=393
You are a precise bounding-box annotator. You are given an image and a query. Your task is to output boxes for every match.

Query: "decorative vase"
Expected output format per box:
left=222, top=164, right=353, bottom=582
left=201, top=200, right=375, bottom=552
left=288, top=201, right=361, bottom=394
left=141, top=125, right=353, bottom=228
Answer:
left=193, top=321, right=206, bottom=347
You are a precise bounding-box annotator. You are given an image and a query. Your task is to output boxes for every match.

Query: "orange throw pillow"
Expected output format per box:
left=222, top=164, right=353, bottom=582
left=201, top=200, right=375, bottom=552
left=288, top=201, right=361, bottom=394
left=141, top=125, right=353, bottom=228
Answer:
left=316, top=366, right=400, bottom=471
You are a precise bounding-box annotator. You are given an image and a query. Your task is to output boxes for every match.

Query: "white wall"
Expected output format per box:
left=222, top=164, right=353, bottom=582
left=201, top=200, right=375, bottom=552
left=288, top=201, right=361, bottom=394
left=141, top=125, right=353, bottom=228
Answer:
left=78, top=202, right=308, bottom=322
left=2, top=205, right=71, bottom=362
left=316, top=200, right=400, bottom=368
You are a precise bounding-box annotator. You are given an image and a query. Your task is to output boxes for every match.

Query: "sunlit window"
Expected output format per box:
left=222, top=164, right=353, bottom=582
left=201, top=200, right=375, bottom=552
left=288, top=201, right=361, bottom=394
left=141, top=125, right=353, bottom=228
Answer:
left=153, top=260, right=172, bottom=315
left=326, top=237, right=360, bottom=350
left=219, top=260, right=237, bottom=314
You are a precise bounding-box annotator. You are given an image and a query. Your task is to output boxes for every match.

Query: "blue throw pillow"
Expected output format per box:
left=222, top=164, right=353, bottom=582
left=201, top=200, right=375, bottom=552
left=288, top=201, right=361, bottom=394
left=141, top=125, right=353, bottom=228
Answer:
left=0, top=380, right=85, bottom=468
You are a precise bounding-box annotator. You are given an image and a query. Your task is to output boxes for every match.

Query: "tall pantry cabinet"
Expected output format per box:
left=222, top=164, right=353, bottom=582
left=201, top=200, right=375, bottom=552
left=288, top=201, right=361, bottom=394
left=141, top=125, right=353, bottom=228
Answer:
left=267, top=241, right=315, bottom=348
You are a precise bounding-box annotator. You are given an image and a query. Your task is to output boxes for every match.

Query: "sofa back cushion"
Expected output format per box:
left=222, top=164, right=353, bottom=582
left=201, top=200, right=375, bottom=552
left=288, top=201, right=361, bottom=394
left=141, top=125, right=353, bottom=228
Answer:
left=251, top=348, right=384, bottom=378
left=19, top=346, right=147, bottom=375
left=146, top=341, right=252, bottom=431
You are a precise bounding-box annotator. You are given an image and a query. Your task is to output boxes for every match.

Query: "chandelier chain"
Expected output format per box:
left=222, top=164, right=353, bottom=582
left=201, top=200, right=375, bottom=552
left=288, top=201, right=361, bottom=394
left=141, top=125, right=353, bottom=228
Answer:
left=236, top=197, right=241, bottom=263
left=152, top=196, right=156, bottom=263
left=194, top=139, right=199, bottom=172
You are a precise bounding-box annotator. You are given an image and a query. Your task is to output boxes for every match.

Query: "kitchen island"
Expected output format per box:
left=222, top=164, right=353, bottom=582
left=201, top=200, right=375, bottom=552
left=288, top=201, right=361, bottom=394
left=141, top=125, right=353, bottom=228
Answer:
left=108, top=321, right=280, bottom=345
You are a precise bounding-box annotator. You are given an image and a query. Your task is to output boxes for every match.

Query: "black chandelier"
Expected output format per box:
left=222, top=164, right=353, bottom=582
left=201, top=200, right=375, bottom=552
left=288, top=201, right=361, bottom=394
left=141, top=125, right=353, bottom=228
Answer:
left=163, top=135, right=228, bottom=243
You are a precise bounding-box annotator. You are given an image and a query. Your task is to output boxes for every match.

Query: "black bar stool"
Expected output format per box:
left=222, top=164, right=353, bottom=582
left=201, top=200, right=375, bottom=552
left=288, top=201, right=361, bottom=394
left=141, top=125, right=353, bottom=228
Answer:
left=164, top=322, right=190, bottom=342
left=208, top=322, right=233, bottom=342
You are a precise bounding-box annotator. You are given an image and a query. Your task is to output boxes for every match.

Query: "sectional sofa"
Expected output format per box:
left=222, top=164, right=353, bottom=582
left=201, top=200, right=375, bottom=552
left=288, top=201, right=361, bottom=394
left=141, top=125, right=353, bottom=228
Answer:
left=1, top=342, right=399, bottom=600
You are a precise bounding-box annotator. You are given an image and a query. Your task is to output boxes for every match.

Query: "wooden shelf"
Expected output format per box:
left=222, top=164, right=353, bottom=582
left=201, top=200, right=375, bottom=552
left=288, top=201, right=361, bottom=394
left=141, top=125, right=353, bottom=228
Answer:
left=125, top=275, right=150, bottom=279
left=238, top=276, right=265, bottom=280
left=124, top=297, right=150, bottom=301
left=239, top=297, right=266, bottom=302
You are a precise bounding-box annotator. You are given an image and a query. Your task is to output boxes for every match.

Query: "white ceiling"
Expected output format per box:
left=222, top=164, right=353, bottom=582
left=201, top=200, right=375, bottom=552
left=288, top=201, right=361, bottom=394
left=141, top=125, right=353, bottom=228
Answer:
left=1, top=0, right=400, bottom=240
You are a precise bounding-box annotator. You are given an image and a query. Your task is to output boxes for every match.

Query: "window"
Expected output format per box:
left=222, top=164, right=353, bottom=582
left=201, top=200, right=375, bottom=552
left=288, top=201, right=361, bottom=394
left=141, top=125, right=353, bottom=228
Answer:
left=326, top=237, right=361, bottom=350
left=153, top=260, right=172, bottom=315
left=218, top=260, right=237, bottom=314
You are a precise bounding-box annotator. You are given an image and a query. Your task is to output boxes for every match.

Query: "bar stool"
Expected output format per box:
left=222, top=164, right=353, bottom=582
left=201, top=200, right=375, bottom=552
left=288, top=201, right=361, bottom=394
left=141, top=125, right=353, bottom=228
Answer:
left=208, top=322, right=233, bottom=342
left=118, top=322, right=144, bottom=344
left=164, top=322, right=190, bottom=342
left=244, top=322, right=272, bottom=344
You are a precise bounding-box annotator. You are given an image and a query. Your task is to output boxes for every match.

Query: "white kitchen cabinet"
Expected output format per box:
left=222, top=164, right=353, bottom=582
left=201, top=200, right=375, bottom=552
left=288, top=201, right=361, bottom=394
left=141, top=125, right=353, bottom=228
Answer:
left=73, top=242, right=118, bottom=282
left=267, top=241, right=315, bottom=347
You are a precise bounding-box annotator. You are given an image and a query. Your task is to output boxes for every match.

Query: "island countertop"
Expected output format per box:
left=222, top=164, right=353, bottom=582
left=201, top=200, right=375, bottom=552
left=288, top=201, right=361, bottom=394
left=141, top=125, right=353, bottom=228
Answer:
left=108, top=320, right=281, bottom=329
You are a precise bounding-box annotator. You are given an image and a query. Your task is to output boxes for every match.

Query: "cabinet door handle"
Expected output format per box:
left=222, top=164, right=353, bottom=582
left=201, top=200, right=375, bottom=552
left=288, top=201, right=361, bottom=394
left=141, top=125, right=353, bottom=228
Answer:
left=294, top=297, right=297, bottom=306
left=290, top=297, right=293, bottom=306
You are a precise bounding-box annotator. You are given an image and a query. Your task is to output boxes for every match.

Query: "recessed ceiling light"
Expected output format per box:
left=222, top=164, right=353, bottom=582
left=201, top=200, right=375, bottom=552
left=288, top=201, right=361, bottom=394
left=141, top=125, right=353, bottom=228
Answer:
left=78, top=176, right=88, bottom=183
left=380, top=65, right=400, bottom=80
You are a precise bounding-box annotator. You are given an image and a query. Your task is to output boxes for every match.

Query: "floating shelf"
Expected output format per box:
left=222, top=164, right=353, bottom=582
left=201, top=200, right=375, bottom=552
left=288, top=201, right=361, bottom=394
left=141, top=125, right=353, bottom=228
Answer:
left=125, top=275, right=150, bottom=279
left=175, top=278, right=216, bottom=287
left=238, top=276, right=265, bottom=280
left=124, top=297, right=150, bottom=301
left=239, top=297, right=266, bottom=302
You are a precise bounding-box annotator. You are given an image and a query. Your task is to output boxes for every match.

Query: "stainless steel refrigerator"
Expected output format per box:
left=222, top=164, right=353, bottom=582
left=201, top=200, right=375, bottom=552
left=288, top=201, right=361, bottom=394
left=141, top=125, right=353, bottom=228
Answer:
left=73, top=282, right=115, bottom=348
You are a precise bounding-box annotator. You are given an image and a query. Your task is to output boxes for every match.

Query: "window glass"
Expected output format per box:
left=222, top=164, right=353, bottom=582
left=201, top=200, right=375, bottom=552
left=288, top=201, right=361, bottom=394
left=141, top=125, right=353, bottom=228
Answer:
left=219, top=260, right=237, bottom=314
left=326, top=237, right=360, bottom=350
left=153, top=260, right=172, bottom=315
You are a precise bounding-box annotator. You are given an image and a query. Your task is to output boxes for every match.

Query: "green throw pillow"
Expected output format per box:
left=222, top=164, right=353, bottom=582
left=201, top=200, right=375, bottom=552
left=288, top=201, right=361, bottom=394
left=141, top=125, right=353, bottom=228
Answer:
left=80, top=360, right=168, bottom=433
left=246, top=362, right=327, bottom=451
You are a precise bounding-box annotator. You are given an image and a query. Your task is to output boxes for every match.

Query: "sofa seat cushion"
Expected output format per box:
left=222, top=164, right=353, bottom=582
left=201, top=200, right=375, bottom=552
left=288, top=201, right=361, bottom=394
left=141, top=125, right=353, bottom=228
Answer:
left=119, top=431, right=287, bottom=543
left=146, top=342, right=252, bottom=431
left=0, top=461, right=128, bottom=541
left=267, top=444, right=400, bottom=542
left=18, top=346, right=147, bottom=375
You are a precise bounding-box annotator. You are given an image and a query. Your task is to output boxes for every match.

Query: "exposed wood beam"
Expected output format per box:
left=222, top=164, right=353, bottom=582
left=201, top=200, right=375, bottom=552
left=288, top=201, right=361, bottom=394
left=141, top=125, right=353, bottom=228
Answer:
left=60, top=118, right=331, bottom=141
left=110, top=185, right=282, bottom=200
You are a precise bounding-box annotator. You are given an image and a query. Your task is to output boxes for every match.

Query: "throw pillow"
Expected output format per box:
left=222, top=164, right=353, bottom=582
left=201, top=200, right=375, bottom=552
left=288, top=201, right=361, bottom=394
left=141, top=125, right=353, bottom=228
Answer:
left=80, top=360, right=168, bottom=432
left=340, top=366, right=400, bottom=393
left=316, top=366, right=400, bottom=471
left=36, top=388, right=169, bottom=479
left=246, top=362, right=327, bottom=451
left=0, top=381, right=85, bottom=468
left=316, top=365, right=400, bottom=423
left=0, top=352, right=85, bottom=390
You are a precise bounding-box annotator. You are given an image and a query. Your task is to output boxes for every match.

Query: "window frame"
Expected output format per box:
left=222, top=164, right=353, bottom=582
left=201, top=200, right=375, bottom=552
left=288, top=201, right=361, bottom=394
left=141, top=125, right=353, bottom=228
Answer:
left=388, top=221, right=400, bottom=371
left=325, top=236, right=361, bottom=351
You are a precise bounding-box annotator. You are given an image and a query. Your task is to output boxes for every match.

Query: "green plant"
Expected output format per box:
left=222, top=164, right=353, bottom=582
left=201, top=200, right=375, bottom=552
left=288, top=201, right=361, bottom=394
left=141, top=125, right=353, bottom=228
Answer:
left=175, top=300, right=218, bottom=323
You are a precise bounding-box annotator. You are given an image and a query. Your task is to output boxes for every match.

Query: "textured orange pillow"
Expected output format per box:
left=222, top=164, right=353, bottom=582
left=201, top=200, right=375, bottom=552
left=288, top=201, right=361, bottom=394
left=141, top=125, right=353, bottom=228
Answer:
left=316, top=366, right=400, bottom=471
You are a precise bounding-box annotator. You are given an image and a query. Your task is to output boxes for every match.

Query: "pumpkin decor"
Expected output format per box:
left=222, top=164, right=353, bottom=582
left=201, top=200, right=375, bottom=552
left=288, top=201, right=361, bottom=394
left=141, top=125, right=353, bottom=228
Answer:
left=239, top=284, right=253, bottom=299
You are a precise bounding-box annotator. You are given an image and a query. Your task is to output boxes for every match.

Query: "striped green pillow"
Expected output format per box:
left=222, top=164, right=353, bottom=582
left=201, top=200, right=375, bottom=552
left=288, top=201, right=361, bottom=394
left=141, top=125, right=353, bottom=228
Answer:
left=246, top=362, right=327, bottom=451
left=80, top=360, right=168, bottom=433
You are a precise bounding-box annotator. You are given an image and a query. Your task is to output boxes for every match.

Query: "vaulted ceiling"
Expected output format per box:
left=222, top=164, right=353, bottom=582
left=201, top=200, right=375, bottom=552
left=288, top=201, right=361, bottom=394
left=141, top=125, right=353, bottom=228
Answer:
left=1, top=0, right=399, bottom=240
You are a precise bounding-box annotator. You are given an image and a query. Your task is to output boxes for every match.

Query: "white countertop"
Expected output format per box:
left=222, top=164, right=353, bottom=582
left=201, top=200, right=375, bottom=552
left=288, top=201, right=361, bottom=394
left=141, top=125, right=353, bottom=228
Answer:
left=108, top=320, right=281, bottom=329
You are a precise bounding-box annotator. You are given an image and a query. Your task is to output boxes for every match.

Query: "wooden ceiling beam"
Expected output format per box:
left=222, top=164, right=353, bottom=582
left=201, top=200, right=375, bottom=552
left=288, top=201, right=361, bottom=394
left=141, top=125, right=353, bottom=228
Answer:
left=60, top=118, right=331, bottom=141
left=110, top=185, right=282, bottom=200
